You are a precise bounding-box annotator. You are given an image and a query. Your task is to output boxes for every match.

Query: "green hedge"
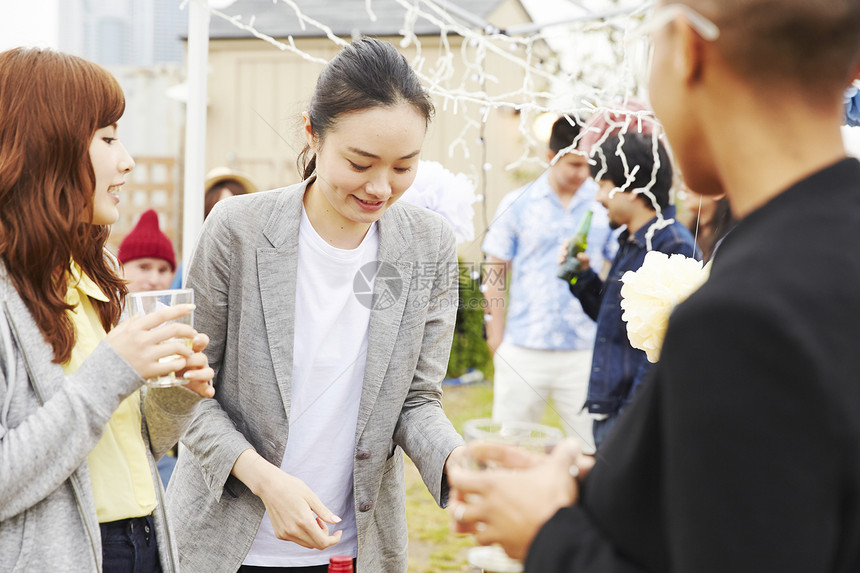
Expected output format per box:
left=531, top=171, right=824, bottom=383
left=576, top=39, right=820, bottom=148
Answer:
left=446, top=261, right=493, bottom=380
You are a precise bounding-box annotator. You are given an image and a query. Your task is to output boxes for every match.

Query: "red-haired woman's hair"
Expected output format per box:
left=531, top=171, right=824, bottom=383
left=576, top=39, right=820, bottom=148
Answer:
left=0, top=47, right=128, bottom=363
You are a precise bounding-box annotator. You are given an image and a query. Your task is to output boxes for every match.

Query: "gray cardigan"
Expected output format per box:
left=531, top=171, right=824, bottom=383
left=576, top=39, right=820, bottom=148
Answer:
left=0, top=263, right=203, bottom=572
left=166, top=181, right=465, bottom=572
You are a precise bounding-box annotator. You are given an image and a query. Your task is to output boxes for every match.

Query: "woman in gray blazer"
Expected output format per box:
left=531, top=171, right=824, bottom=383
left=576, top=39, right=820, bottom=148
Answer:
left=167, top=38, right=465, bottom=572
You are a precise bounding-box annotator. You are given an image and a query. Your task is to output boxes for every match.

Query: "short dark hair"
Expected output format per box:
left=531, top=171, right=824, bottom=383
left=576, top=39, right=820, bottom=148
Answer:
left=685, top=0, right=860, bottom=95
left=297, top=38, right=434, bottom=180
left=204, top=179, right=249, bottom=219
left=590, top=134, right=673, bottom=210
left=548, top=116, right=582, bottom=154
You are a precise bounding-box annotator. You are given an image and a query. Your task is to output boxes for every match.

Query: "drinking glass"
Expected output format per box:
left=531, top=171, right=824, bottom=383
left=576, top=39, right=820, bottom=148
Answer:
left=127, top=288, right=194, bottom=388
left=461, top=418, right=564, bottom=573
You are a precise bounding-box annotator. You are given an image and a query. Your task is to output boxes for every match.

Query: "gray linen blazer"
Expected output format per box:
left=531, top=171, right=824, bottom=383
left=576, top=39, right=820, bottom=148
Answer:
left=0, top=263, right=202, bottom=572
left=166, top=180, right=465, bottom=572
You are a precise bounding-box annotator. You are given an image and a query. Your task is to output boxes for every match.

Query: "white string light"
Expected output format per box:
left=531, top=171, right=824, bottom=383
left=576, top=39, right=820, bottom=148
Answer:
left=204, top=0, right=686, bottom=248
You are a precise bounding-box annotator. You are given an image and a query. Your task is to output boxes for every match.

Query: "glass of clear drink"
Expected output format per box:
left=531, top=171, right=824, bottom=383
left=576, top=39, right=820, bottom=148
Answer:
left=461, top=418, right=564, bottom=573
left=127, top=288, right=194, bottom=388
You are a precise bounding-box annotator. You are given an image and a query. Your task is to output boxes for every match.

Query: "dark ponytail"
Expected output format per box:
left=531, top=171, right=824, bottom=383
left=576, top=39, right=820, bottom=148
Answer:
left=297, top=37, right=433, bottom=180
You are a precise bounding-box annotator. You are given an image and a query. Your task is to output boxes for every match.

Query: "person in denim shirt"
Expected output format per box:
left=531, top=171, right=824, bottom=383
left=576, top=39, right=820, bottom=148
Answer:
left=482, top=117, right=611, bottom=453
left=566, top=133, right=699, bottom=448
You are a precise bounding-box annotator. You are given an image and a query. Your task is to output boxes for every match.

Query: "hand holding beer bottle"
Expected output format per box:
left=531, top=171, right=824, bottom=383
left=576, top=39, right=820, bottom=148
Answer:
left=557, top=209, right=593, bottom=285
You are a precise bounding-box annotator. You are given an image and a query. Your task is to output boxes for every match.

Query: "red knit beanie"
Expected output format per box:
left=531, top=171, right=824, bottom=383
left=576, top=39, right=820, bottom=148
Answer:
left=118, top=209, right=176, bottom=271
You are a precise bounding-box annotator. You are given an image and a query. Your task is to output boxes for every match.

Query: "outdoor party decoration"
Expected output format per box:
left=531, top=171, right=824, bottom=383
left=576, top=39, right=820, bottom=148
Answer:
left=207, top=0, right=654, bottom=183
left=400, top=160, right=478, bottom=244
left=620, top=251, right=710, bottom=363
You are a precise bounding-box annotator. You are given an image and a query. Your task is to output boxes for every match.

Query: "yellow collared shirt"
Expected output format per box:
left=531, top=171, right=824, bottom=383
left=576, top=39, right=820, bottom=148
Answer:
left=62, top=261, right=156, bottom=523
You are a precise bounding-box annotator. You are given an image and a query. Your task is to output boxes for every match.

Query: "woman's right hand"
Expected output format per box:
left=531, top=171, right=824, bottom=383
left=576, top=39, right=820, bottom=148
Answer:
left=233, top=449, right=343, bottom=550
left=105, top=303, right=197, bottom=382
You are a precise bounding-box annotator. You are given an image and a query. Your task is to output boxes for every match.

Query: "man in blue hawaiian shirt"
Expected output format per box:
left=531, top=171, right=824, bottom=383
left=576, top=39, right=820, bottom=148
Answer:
left=482, top=117, right=611, bottom=453
left=845, top=85, right=860, bottom=127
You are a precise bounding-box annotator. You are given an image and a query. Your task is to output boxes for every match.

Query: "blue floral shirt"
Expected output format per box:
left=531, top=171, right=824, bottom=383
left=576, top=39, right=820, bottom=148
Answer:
left=483, top=173, right=612, bottom=350
left=845, top=86, right=860, bottom=127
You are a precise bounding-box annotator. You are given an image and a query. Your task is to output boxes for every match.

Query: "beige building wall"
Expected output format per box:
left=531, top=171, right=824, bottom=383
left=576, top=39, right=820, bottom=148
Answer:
left=204, top=0, right=544, bottom=263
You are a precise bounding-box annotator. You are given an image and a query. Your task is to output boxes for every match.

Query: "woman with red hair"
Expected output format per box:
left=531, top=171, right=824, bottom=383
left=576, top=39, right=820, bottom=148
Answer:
left=0, top=47, right=214, bottom=572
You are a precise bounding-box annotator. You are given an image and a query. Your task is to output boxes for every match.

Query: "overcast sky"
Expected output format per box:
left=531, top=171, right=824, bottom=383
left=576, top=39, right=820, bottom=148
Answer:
left=0, top=0, right=58, bottom=52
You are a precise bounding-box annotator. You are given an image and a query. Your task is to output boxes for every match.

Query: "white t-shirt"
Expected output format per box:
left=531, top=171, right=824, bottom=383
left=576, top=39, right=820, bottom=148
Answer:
left=243, top=207, right=378, bottom=566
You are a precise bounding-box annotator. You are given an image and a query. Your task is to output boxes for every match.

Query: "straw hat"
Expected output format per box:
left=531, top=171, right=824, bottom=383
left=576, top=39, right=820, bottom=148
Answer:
left=204, top=167, right=258, bottom=194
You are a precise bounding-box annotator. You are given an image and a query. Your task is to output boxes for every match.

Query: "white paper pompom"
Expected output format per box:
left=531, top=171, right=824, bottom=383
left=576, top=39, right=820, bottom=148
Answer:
left=400, top=160, right=478, bottom=243
left=619, top=251, right=710, bottom=362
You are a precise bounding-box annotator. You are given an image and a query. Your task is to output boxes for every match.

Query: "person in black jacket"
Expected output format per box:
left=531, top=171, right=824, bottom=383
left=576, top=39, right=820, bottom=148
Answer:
left=449, top=0, right=860, bottom=571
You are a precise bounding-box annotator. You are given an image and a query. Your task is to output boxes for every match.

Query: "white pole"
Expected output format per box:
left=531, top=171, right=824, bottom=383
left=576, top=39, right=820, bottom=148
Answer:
left=181, top=0, right=210, bottom=285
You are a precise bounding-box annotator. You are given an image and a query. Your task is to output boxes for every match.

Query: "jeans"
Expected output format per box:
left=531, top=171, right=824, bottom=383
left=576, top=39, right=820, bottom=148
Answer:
left=593, top=415, right=619, bottom=450
left=101, top=514, right=162, bottom=573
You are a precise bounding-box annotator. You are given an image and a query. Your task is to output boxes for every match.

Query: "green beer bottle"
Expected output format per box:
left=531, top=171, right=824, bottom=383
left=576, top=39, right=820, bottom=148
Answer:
left=557, top=209, right=593, bottom=285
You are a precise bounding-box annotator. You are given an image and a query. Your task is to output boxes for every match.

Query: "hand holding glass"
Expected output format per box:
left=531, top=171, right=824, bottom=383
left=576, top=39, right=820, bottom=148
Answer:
left=127, top=288, right=194, bottom=387
left=461, top=418, right=564, bottom=573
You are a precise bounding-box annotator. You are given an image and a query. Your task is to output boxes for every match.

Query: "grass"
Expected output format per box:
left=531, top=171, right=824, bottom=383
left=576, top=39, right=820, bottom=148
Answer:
left=404, top=381, right=563, bottom=572
left=405, top=382, right=492, bottom=573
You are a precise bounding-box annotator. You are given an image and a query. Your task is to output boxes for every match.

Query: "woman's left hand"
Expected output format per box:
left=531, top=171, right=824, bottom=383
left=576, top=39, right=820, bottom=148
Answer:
left=176, top=333, right=215, bottom=398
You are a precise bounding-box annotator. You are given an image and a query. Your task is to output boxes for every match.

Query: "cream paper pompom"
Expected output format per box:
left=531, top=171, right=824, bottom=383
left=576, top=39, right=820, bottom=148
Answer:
left=619, top=251, right=710, bottom=363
